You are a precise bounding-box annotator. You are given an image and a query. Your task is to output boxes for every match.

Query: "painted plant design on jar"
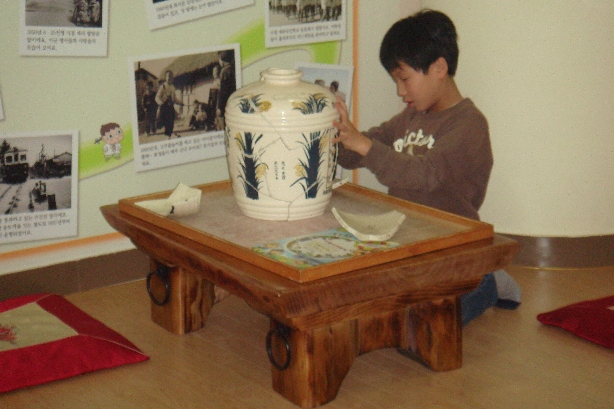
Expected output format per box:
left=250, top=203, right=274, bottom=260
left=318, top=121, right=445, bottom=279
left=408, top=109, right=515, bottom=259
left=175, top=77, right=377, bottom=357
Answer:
left=235, top=93, right=272, bottom=114
left=291, top=93, right=333, bottom=199
left=292, top=93, right=330, bottom=114
left=224, top=68, right=339, bottom=221
left=232, top=131, right=265, bottom=200
left=229, top=93, right=272, bottom=200
left=292, top=129, right=332, bottom=199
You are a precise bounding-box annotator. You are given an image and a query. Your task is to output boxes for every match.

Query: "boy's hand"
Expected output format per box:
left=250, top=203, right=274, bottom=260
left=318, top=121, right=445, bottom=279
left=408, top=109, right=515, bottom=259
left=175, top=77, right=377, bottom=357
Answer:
left=332, top=96, right=372, bottom=156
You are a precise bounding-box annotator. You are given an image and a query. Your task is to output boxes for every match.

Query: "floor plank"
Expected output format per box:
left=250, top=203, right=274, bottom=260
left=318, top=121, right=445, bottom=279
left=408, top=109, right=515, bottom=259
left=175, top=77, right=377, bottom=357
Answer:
left=1, top=265, right=613, bottom=409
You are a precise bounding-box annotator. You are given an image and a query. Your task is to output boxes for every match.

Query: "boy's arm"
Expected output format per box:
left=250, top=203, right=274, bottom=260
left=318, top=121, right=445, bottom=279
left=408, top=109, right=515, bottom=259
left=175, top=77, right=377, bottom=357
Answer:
left=362, top=113, right=490, bottom=193
left=333, top=97, right=490, bottom=194
left=332, top=97, right=372, bottom=156
left=332, top=96, right=413, bottom=170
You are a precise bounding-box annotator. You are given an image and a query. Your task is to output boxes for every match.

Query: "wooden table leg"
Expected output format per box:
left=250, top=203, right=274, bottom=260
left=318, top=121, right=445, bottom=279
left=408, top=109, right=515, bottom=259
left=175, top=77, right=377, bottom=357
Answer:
left=269, top=296, right=462, bottom=407
left=148, top=260, right=215, bottom=335
left=400, top=295, right=462, bottom=371
left=269, top=320, right=357, bottom=408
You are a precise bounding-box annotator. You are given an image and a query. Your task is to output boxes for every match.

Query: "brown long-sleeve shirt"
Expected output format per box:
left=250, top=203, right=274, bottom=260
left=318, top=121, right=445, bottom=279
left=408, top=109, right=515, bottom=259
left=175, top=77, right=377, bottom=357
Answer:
left=337, top=98, right=492, bottom=220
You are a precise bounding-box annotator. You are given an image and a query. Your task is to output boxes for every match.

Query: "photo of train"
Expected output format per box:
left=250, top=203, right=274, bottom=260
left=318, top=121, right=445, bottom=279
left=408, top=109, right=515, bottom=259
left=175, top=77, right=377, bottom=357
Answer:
left=1, top=143, right=72, bottom=184
left=0, top=135, right=74, bottom=216
left=30, top=145, right=72, bottom=179
left=1, top=147, right=29, bottom=184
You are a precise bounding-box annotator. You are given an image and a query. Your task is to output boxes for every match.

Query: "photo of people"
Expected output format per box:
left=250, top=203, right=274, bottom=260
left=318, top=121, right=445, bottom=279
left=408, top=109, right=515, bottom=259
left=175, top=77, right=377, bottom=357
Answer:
left=25, top=0, right=103, bottom=28
left=20, top=0, right=108, bottom=56
left=0, top=131, right=79, bottom=244
left=296, top=62, right=353, bottom=110
left=268, top=0, right=342, bottom=26
left=265, top=0, right=346, bottom=47
left=132, top=48, right=236, bottom=143
left=145, top=0, right=253, bottom=30
left=129, top=45, right=241, bottom=172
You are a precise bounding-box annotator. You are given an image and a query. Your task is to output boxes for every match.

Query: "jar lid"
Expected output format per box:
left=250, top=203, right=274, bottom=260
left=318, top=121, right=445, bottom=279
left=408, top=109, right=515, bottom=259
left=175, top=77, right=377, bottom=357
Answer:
left=260, top=68, right=303, bottom=85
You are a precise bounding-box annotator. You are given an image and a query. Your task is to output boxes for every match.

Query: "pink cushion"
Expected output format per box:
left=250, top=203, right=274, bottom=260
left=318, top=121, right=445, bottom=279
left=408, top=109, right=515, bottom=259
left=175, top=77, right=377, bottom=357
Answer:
left=537, top=295, right=614, bottom=349
left=0, top=293, right=148, bottom=393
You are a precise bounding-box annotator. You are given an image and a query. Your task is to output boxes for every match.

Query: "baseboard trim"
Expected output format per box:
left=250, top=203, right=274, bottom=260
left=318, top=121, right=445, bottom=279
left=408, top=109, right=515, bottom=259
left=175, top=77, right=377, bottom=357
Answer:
left=503, top=234, right=614, bottom=268
left=0, top=249, right=149, bottom=303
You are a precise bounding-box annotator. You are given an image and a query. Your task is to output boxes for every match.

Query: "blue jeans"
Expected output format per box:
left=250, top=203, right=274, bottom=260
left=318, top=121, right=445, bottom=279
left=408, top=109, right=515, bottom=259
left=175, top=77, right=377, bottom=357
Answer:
left=460, top=273, right=498, bottom=326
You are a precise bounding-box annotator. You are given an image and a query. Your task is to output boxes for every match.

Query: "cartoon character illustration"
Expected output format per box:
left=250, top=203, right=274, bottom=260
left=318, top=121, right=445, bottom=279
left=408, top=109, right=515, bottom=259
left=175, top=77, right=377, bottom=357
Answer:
left=95, top=122, right=124, bottom=161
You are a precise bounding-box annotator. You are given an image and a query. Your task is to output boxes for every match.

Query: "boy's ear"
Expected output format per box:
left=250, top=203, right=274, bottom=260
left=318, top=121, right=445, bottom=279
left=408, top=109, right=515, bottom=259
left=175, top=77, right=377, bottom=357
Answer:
left=432, top=57, right=449, bottom=78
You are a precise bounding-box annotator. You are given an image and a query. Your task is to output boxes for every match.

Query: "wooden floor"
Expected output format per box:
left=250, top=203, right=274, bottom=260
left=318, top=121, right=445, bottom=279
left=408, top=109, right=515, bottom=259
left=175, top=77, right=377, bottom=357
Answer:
left=2, top=265, right=614, bottom=409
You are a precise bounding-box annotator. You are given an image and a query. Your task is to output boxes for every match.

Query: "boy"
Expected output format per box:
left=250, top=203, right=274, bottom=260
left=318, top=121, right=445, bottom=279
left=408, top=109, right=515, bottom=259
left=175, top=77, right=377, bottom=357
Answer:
left=333, top=9, right=521, bottom=325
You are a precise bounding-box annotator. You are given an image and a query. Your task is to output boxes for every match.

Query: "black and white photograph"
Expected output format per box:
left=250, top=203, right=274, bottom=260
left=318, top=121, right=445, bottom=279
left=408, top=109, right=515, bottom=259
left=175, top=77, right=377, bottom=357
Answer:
left=145, top=0, right=254, bottom=31
left=295, top=62, right=353, bottom=110
left=265, top=0, right=346, bottom=47
left=0, top=131, right=79, bottom=244
left=268, top=0, right=342, bottom=26
left=129, top=45, right=241, bottom=172
left=24, top=0, right=103, bottom=28
left=19, top=0, right=109, bottom=57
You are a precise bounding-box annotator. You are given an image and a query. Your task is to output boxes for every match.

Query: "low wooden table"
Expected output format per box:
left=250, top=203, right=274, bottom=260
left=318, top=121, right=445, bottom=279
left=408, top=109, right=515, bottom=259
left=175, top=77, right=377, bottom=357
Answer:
left=101, top=181, right=518, bottom=408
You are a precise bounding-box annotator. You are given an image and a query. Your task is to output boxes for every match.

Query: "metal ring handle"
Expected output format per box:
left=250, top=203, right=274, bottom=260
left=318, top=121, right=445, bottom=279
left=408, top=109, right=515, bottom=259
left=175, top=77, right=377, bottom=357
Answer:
left=266, top=326, right=292, bottom=371
left=146, top=266, right=170, bottom=306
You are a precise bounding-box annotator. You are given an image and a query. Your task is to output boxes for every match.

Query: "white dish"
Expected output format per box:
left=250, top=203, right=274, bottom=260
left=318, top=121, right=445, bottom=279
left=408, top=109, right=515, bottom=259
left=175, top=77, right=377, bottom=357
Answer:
left=332, top=207, right=406, bottom=241
left=136, top=183, right=201, bottom=217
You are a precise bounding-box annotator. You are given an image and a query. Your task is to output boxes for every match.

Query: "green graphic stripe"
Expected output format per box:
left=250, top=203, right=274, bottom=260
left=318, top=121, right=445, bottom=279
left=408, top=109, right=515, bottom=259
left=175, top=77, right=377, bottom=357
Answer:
left=79, top=125, right=133, bottom=179
left=78, top=20, right=341, bottom=179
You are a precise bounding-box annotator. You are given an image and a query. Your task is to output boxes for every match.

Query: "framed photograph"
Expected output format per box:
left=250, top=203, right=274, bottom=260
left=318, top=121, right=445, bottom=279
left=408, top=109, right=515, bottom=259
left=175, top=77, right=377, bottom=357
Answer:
left=145, top=0, right=254, bottom=30
left=295, top=62, right=353, bottom=111
left=0, top=131, right=79, bottom=244
left=19, top=0, right=109, bottom=57
left=266, top=0, right=347, bottom=48
left=129, top=44, right=241, bottom=172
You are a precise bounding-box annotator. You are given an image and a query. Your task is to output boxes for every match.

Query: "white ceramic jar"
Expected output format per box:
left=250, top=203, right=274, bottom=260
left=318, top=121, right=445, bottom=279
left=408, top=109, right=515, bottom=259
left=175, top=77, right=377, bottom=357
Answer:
left=224, top=68, right=339, bottom=221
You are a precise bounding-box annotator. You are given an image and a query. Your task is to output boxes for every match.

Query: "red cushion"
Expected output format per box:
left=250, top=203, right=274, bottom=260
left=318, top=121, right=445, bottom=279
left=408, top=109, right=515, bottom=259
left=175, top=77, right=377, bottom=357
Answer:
left=0, top=293, right=148, bottom=393
left=537, top=295, right=614, bottom=349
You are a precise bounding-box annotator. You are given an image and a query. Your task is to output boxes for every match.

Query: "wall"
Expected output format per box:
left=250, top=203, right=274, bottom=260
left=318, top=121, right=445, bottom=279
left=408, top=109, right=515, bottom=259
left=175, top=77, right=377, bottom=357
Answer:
left=5, top=0, right=610, bottom=277
left=423, top=0, right=614, bottom=237
left=0, top=0, right=350, bottom=274
left=350, top=1, right=415, bottom=193
left=0, top=0, right=419, bottom=275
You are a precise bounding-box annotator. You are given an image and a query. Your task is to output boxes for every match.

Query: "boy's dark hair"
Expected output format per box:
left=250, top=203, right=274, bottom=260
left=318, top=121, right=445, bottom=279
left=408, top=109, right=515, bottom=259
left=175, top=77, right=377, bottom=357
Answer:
left=379, top=9, right=459, bottom=76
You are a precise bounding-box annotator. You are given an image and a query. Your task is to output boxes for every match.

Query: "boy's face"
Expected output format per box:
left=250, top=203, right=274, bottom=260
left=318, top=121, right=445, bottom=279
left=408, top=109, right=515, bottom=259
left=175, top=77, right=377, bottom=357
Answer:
left=390, top=61, right=444, bottom=113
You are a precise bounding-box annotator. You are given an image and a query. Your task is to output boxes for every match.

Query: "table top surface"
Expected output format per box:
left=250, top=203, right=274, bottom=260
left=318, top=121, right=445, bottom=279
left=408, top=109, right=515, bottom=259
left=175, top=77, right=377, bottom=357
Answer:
left=101, top=198, right=518, bottom=329
left=114, top=181, right=495, bottom=283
